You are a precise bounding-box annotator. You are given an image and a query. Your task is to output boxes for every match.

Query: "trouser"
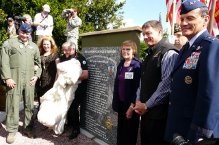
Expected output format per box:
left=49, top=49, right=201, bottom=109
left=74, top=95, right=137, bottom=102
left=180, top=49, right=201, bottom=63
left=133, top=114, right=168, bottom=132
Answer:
left=67, top=82, right=87, bottom=130
left=140, top=114, right=168, bottom=145
left=117, top=102, right=140, bottom=145
left=6, top=81, right=34, bottom=133
left=67, top=36, right=78, bottom=50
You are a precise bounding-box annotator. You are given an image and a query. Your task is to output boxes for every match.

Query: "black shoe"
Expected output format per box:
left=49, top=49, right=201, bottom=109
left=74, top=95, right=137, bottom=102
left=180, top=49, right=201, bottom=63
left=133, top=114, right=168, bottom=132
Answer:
left=69, top=129, right=80, bottom=139
left=23, top=127, right=36, bottom=138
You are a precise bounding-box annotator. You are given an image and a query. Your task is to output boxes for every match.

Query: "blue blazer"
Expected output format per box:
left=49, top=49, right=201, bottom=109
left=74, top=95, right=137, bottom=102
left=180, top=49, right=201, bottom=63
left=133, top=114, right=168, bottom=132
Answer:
left=112, top=57, right=141, bottom=112
left=165, top=31, right=219, bottom=142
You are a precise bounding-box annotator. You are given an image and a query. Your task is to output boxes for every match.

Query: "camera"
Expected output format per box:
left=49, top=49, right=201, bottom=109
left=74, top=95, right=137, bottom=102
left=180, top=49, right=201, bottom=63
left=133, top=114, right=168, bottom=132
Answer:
left=14, top=16, right=27, bottom=30
left=62, top=9, right=74, bottom=18
left=171, top=133, right=219, bottom=145
left=14, top=16, right=26, bottom=21
left=171, top=134, right=193, bottom=145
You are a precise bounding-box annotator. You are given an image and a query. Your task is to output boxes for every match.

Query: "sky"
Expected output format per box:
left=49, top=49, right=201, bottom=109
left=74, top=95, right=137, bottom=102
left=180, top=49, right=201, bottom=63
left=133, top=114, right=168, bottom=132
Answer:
left=119, top=0, right=168, bottom=29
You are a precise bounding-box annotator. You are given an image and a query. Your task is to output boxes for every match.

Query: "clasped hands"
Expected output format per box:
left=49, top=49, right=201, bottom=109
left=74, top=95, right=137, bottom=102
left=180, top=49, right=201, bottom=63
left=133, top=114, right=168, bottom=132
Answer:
left=133, top=100, right=148, bottom=116
left=126, top=101, right=148, bottom=119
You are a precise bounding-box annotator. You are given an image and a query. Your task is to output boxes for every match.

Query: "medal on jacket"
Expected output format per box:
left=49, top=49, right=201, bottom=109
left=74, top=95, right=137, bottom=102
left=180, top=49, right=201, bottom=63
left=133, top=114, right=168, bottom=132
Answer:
left=184, top=76, right=192, bottom=84
left=183, top=51, right=201, bottom=69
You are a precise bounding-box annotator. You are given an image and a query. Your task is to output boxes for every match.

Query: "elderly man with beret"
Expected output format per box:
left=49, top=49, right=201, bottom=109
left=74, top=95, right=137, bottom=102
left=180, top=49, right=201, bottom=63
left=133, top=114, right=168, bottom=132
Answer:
left=173, top=23, right=188, bottom=50
left=165, top=0, right=219, bottom=143
left=0, top=23, right=42, bottom=144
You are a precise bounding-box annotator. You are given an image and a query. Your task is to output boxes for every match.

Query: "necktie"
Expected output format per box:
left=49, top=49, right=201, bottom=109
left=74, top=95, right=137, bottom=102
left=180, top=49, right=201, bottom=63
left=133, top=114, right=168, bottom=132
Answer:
left=178, top=42, right=189, bottom=60
left=183, top=42, right=190, bottom=52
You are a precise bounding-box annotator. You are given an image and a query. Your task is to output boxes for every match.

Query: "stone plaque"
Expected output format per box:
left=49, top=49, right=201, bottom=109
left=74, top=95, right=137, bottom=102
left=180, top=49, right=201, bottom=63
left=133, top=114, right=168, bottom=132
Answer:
left=81, top=47, right=120, bottom=145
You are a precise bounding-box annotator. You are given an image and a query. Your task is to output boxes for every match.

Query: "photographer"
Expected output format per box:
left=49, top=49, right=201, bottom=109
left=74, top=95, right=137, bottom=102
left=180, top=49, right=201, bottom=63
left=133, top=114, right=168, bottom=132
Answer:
left=33, top=4, right=54, bottom=42
left=14, top=16, right=26, bottom=33
left=7, top=17, right=17, bottom=38
left=62, top=8, right=82, bottom=50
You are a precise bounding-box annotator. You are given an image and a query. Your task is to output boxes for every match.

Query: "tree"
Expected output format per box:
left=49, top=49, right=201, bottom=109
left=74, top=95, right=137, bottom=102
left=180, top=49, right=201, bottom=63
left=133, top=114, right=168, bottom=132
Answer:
left=0, top=9, right=8, bottom=47
left=0, top=0, right=125, bottom=47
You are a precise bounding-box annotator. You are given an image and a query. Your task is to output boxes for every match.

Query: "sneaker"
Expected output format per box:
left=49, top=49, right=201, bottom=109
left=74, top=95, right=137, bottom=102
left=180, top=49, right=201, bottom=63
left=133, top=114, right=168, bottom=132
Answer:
left=6, top=132, right=16, bottom=144
left=69, top=129, right=80, bottom=139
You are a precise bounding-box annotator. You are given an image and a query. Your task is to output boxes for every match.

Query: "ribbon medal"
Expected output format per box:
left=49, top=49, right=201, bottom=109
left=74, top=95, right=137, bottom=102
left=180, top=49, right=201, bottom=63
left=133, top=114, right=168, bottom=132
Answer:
left=183, top=51, right=201, bottom=69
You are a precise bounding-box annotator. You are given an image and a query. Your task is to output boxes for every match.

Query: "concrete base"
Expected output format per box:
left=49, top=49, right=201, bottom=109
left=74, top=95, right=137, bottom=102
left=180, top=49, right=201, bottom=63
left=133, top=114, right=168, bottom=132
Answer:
left=81, top=128, right=108, bottom=145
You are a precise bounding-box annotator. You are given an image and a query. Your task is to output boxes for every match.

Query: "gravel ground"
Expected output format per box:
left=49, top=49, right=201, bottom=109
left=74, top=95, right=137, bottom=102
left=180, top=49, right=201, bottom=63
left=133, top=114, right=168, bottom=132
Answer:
left=0, top=111, right=99, bottom=145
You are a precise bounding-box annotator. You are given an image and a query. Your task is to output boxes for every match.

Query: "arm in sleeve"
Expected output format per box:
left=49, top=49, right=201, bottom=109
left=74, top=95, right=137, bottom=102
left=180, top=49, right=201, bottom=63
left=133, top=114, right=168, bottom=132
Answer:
left=34, top=47, right=42, bottom=78
left=131, top=62, right=141, bottom=103
left=0, top=41, right=12, bottom=80
left=189, top=41, right=219, bottom=140
left=146, top=50, right=178, bottom=108
left=68, top=17, right=82, bottom=28
left=48, top=15, right=54, bottom=33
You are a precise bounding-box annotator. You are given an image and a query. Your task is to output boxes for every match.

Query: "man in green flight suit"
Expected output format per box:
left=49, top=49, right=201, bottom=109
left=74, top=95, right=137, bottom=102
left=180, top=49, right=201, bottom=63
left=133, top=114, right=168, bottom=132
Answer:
left=0, top=23, right=42, bottom=144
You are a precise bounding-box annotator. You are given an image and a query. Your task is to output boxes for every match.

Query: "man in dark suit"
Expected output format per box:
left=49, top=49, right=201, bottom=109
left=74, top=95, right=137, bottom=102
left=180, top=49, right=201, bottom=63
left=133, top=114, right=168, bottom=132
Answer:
left=165, top=0, right=219, bottom=144
left=133, top=20, right=178, bottom=145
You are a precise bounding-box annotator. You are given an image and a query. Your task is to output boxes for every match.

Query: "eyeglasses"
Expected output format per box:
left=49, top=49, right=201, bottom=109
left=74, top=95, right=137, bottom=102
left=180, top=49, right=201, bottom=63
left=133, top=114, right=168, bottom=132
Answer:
left=122, top=48, right=131, bottom=51
left=8, top=20, right=13, bottom=22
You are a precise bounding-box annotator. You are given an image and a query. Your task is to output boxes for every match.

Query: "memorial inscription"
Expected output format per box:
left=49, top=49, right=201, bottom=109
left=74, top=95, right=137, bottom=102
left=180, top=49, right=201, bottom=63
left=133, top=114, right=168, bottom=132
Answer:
left=81, top=47, right=120, bottom=145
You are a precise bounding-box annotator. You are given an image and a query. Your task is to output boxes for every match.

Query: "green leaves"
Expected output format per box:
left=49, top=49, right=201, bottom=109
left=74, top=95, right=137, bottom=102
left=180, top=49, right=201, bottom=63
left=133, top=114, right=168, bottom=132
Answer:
left=0, top=0, right=125, bottom=48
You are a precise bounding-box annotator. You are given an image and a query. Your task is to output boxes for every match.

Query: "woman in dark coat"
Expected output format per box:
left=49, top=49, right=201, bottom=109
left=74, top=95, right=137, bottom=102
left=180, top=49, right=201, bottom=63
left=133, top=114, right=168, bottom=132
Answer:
left=36, top=36, right=58, bottom=98
left=112, top=40, right=141, bottom=145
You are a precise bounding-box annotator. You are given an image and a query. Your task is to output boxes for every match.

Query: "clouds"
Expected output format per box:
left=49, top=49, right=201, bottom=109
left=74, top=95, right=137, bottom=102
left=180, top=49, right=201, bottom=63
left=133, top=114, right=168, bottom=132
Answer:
left=122, top=18, right=139, bottom=27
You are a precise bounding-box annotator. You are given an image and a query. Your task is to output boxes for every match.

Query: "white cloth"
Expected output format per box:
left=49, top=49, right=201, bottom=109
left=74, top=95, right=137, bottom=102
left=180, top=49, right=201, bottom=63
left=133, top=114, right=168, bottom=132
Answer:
left=37, top=58, right=82, bottom=134
left=34, top=13, right=53, bottom=36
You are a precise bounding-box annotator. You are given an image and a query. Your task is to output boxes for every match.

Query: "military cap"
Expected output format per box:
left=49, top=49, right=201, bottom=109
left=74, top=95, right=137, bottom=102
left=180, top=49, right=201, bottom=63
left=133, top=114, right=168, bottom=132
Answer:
left=174, top=23, right=182, bottom=33
left=180, top=0, right=207, bottom=15
left=19, top=23, right=32, bottom=33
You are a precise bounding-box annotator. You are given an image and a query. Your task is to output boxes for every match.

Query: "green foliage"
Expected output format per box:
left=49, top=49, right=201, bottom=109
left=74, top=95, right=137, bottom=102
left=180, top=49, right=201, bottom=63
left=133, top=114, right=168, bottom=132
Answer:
left=0, top=0, right=125, bottom=48
left=0, top=9, right=8, bottom=46
left=139, top=40, right=148, bottom=60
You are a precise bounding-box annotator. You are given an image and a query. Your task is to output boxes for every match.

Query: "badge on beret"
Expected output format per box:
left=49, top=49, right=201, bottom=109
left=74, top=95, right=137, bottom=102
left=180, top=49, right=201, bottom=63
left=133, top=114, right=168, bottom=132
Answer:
left=185, top=76, right=192, bottom=84
left=82, top=60, right=86, bottom=64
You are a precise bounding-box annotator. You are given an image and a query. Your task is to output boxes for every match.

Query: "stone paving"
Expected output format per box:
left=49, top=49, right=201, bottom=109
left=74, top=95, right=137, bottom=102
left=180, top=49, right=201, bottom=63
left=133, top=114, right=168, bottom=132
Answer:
left=0, top=110, right=101, bottom=145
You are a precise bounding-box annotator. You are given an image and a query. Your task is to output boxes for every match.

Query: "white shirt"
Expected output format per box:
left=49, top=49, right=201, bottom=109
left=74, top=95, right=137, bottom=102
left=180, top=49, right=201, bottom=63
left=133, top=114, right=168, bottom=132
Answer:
left=34, top=13, right=53, bottom=36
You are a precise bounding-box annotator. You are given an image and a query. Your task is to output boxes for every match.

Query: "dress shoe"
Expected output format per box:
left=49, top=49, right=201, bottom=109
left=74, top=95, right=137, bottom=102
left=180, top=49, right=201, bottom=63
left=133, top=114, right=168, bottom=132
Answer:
left=23, top=127, right=36, bottom=138
left=69, top=129, right=80, bottom=139
left=6, top=132, right=16, bottom=144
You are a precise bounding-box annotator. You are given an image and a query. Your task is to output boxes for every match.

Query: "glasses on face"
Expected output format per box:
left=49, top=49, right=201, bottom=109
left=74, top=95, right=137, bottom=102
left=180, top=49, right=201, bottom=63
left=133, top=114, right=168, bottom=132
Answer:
left=8, top=20, right=13, bottom=22
left=122, top=48, right=131, bottom=51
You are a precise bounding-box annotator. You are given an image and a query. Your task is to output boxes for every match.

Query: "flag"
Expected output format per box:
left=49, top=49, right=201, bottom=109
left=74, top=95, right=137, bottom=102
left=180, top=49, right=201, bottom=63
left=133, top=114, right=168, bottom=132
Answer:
left=166, top=0, right=219, bottom=36
left=209, top=0, right=219, bottom=35
left=166, top=0, right=181, bottom=26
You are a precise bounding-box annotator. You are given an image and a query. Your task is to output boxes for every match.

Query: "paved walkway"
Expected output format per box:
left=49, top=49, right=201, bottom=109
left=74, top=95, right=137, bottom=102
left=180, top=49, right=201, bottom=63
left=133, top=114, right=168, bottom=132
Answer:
left=0, top=110, right=101, bottom=145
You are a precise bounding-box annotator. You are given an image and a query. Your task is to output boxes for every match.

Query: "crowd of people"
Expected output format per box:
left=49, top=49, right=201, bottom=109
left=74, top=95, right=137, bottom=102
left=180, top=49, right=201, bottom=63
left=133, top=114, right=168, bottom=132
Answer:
left=1, top=0, right=219, bottom=145
left=112, top=0, right=219, bottom=145
left=1, top=3, right=86, bottom=144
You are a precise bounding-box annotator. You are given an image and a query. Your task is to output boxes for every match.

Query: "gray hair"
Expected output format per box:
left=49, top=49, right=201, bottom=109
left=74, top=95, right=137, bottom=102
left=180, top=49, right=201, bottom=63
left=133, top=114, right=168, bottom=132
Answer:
left=62, top=41, right=76, bottom=50
left=69, top=42, right=76, bottom=49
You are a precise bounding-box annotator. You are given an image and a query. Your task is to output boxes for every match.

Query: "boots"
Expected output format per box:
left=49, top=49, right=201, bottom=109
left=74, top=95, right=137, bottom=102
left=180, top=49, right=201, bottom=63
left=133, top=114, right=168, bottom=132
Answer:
left=6, top=132, right=16, bottom=144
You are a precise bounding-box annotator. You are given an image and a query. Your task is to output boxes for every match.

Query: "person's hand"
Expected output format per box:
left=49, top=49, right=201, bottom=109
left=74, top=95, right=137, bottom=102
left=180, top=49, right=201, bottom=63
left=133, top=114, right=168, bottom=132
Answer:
left=126, top=104, right=134, bottom=119
left=30, top=76, right=38, bottom=86
left=5, top=79, right=16, bottom=89
left=133, top=100, right=148, bottom=115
